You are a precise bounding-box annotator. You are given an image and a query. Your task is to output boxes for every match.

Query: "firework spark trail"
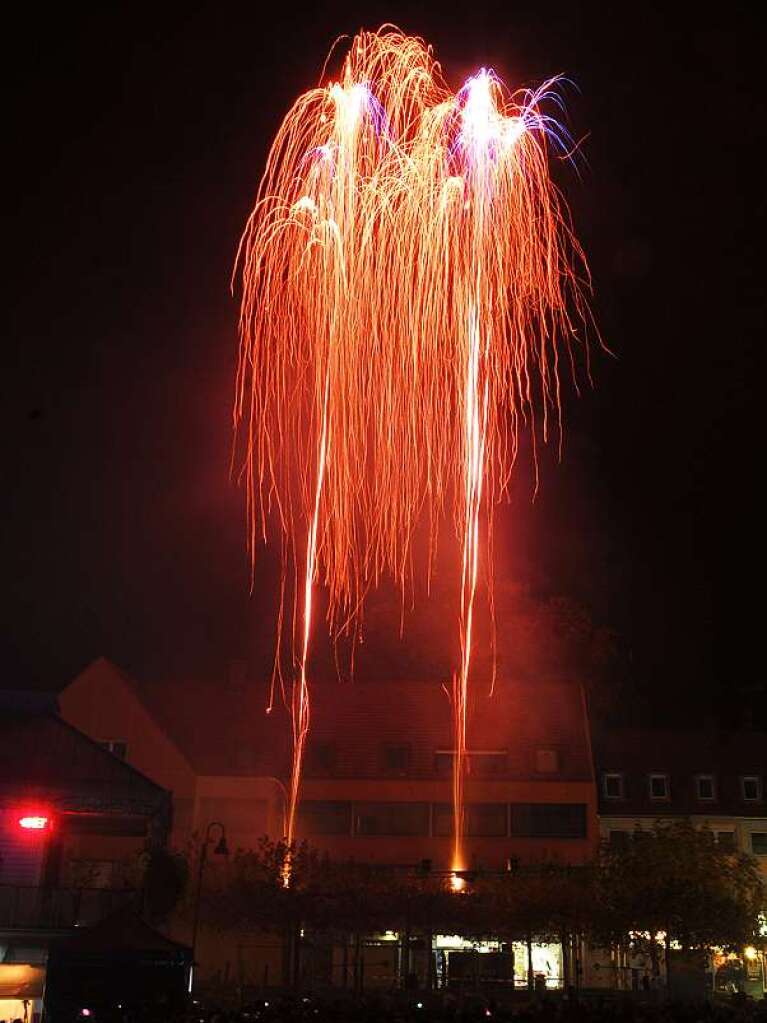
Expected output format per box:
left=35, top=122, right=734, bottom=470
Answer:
left=234, top=28, right=591, bottom=880
left=451, top=298, right=489, bottom=881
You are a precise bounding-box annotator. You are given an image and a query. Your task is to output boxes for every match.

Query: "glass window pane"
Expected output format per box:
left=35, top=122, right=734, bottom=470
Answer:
left=355, top=802, right=429, bottom=836
left=510, top=803, right=586, bottom=838
left=298, top=801, right=351, bottom=835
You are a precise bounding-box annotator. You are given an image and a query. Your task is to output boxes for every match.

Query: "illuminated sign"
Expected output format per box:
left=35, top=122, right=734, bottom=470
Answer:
left=18, top=815, right=50, bottom=831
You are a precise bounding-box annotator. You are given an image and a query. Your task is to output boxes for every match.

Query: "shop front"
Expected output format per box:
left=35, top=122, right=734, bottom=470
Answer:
left=0, top=963, right=45, bottom=1022
left=433, top=934, right=563, bottom=990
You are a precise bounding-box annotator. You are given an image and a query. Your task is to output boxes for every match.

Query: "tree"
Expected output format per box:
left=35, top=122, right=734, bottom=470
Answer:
left=593, top=820, right=765, bottom=994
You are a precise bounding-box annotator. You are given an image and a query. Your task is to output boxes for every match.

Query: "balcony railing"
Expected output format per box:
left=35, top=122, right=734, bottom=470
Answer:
left=0, top=884, right=136, bottom=930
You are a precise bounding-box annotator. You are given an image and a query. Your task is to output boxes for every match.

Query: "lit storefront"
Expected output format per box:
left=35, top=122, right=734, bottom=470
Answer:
left=433, top=935, right=563, bottom=990
left=712, top=946, right=766, bottom=996
left=0, top=963, right=45, bottom=1022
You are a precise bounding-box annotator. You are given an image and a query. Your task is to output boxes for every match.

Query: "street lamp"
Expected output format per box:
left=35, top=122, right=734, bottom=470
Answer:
left=190, top=821, right=229, bottom=983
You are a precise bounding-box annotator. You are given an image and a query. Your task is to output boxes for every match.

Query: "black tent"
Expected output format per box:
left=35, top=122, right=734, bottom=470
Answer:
left=45, top=907, right=191, bottom=1020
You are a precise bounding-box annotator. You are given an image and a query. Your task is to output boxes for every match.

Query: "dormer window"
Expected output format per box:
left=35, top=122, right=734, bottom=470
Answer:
left=649, top=773, right=670, bottom=800
left=602, top=772, right=624, bottom=799
left=741, top=776, right=762, bottom=802
left=695, top=774, right=716, bottom=801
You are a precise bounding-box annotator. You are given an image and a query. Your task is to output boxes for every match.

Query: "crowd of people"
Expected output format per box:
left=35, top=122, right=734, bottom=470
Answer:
left=34, top=991, right=767, bottom=1023
left=192, top=992, right=767, bottom=1023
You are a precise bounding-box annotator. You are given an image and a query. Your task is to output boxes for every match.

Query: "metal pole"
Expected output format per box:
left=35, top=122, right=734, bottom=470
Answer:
left=190, top=821, right=228, bottom=987
left=190, top=836, right=209, bottom=972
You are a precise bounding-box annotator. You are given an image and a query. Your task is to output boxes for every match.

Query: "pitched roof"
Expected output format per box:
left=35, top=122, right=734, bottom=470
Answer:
left=81, top=661, right=592, bottom=780
left=305, top=678, right=593, bottom=780
left=0, top=697, right=168, bottom=815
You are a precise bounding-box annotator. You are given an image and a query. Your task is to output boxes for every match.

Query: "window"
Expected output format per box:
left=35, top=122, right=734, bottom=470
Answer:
left=751, top=833, right=767, bottom=856
left=741, top=776, right=762, bottom=801
left=432, top=803, right=507, bottom=837
left=354, top=802, right=429, bottom=836
left=695, top=775, right=716, bottom=801
left=535, top=749, right=560, bottom=774
left=602, top=773, right=624, bottom=799
left=649, top=774, right=670, bottom=800
left=435, top=752, right=453, bottom=775
left=298, top=801, right=352, bottom=836
left=609, top=830, right=630, bottom=849
left=98, top=739, right=127, bottom=760
left=467, top=803, right=508, bottom=837
left=716, top=831, right=736, bottom=851
left=510, top=803, right=587, bottom=839
left=306, top=741, right=337, bottom=775
left=382, top=744, right=411, bottom=776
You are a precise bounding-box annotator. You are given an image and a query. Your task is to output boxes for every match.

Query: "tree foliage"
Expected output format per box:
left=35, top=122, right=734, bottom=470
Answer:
left=593, top=820, right=765, bottom=955
left=186, top=825, right=765, bottom=964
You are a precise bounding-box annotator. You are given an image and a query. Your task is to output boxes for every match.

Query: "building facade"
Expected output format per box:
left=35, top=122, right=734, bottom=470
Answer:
left=591, top=726, right=767, bottom=996
left=0, top=690, right=172, bottom=1020
left=59, top=659, right=598, bottom=992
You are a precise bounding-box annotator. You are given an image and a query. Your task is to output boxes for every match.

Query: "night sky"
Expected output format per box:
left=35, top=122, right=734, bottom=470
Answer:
left=5, top=2, right=762, bottom=717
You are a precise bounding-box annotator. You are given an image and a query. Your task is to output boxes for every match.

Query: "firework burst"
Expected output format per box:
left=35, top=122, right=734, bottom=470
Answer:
left=234, top=26, right=591, bottom=880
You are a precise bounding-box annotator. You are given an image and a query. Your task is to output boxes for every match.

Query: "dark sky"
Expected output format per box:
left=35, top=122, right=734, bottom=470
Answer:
left=5, top=2, right=763, bottom=713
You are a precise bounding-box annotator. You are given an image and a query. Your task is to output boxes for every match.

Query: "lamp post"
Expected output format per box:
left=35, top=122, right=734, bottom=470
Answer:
left=190, top=821, right=229, bottom=985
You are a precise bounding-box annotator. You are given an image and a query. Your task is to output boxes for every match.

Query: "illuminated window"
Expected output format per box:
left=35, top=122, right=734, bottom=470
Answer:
left=602, top=773, right=624, bottom=799
left=510, top=803, right=586, bottom=838
left=751, top=833, right=767, bottom=855
left=695, top=775, right=716, bottom=801
left=716, top=831, right=736, bottom=851
left=381, top=744, right=411, bottom=776
left=741, top=776, right=762, bottom=802
left=298, top=801, right=352, bottom=835
left=98, top=739, right=127, bottom=760
left=649, top=774, right=670, bottom=800
left=535, top=749, right=560, bottom=774
left=354, top=802, right=429, bottom=836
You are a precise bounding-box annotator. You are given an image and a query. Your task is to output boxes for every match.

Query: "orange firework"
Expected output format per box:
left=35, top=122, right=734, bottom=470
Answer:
left=234, top=27, right=591, bottom=882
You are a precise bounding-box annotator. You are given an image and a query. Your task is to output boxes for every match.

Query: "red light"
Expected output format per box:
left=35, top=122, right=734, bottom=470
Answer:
left=19, top=815, right=50, bottom=831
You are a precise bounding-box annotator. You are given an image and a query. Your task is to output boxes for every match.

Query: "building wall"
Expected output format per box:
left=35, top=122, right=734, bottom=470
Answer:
left=60, top=659, right=197, bottom=847
left=297, top=777, right=598, bottom=869
left=0, top=809, right=47, bottom=886
left=192, top=776, right=286, bottom=851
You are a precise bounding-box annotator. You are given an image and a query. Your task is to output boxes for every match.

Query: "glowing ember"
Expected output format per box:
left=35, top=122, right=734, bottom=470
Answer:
left=234, top=27, right=591, bottom=880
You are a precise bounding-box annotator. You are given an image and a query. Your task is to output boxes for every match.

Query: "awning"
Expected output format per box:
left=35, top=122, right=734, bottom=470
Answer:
left=0, top=963, right=45, bottom=998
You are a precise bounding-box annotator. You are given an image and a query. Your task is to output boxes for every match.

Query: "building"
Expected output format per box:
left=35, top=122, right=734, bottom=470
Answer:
left=591, top=726, right=767, bottom=996
left=0, top=690, right=173, bottom=1020
left=58, top=659, right=598, bottom=992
